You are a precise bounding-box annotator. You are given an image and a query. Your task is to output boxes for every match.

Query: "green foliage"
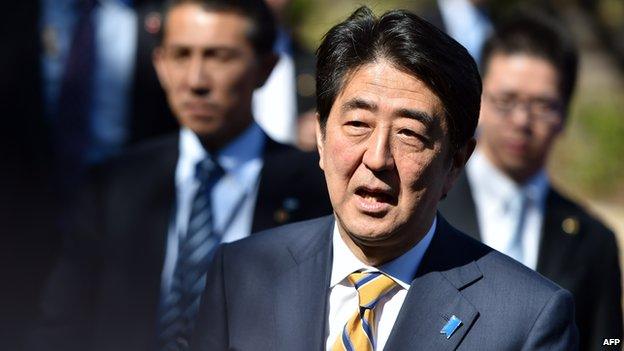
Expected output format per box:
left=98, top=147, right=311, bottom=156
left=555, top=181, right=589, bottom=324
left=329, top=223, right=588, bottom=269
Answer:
left=550, top=96, right=624, bottom=199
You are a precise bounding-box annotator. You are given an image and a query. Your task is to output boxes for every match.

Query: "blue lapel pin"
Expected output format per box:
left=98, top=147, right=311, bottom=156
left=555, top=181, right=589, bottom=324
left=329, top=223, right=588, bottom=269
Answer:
left=440, top=315, right=462, bottom=339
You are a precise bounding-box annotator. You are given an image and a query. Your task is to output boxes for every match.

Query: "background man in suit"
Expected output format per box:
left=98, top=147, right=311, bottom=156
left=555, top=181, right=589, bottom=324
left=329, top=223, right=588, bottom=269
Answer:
left=192, top=6, right=577, bottom=351
left=1, top=1, right=175, bottom=348
left=438, top=11, right=623, bottom=350
left=29, top=1, right=331, bottom=350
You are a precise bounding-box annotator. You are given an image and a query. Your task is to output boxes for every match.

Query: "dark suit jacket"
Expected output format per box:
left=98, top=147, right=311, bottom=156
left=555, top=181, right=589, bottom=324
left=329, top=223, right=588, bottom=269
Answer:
left=28, top=133, right=332, bottom=351
left=438, top=172, right=623, bottom=351
left=192, top=215, right=578, bottom=350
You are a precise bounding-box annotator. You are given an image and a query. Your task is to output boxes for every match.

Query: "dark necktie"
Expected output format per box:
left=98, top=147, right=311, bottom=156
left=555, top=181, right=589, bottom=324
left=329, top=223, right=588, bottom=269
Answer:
left=157, top=157, right=225, bottom=351
left=54, top=0, right=97, bottom=186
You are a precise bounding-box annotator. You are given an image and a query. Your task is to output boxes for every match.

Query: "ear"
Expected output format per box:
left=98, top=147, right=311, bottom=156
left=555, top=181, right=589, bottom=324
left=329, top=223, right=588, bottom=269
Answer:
left=315, top=113, right=325, bottom=171
left=256, top=52, right=279, bottom=88
left=442, top=137, right=476, bottom=198
left=152, top=46, right=169, bottom=90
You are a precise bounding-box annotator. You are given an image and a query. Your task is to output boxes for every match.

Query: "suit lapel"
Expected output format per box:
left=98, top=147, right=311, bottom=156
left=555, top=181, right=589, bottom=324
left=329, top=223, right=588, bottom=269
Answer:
left=384, top=217, right=484, bottom=350
left=438, top=172, right=481, bottom=240
left=273, top=216, right=334, bottom=351
left=252, top=138, right=283, bottom=232
left=536, top=189, right=582, bottom=277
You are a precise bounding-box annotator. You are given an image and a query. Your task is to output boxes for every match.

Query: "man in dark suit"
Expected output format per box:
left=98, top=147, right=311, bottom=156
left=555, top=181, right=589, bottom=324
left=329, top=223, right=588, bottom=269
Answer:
left=192, top=7, right=577, bottom=351
left=0, top=1, right=175, bottom=349
left=29, top=1, right=331, bottom=350
left=438, top=12, right=622, bottom=351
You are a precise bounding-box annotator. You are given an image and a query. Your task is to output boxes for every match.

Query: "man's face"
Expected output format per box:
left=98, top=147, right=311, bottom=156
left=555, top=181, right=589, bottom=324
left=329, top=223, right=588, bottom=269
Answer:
left=316, top=60, right=471, bottom=262
left=479, top=53, right=564, bottom=182
left=154, top=4, right=273, bottom=148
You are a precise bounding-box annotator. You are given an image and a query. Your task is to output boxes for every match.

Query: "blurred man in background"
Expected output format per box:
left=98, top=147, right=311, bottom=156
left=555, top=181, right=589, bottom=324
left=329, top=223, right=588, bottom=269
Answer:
left=1, top=1, right=174, bottom=349
left=439, top=11, right=623, bottom=350
left=29, top=1, right=330, bottom=350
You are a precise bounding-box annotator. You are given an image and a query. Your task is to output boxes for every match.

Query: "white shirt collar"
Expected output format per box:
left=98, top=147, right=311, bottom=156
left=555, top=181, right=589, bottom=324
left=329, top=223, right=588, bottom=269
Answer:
left=330, top=216, right=437, bottom=290
left=176, top=123, right=266, bottom=191
left=466, top=149, right=549, bottom=209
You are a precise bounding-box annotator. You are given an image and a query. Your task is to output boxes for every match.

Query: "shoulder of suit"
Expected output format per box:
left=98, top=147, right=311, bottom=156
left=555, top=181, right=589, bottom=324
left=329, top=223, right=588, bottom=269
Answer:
left=221, top=215, right=332, bottom=258
left=88, top=132, right=179, bottom=180
left=262, top=140, right=322, bottom=177
left=439, top=217, right=565, bottom=295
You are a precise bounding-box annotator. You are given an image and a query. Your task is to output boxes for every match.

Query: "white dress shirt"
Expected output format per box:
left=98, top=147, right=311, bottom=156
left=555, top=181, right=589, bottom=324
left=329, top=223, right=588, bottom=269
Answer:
left=466, top=150, right=549, bottom=269
left=437, top=0, right=492, bottom=62
left=160, top=124, right=265, bottom=296
left=252, top=30, right=297, bottom=145
left=325, top=217, right=437, bottom=350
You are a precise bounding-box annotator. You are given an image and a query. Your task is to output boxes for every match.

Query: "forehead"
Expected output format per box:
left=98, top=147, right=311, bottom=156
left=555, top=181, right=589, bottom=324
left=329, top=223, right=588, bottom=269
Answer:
left=484, top=53, right=560, bottom=96
left=164, top=5, right=252, bottom=47
left=334, top=61, right=444, bottom=116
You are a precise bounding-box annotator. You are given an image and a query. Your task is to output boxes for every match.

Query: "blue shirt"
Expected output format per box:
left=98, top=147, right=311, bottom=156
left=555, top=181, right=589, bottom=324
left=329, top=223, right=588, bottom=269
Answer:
left=160, top=123, right=266, bottom=295
left=41, top=0, right=137, bottom=163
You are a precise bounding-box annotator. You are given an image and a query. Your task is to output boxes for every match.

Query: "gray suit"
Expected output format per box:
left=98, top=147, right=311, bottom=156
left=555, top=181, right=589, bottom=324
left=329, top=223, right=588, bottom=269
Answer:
left=192, top=215, right=578, bottom=350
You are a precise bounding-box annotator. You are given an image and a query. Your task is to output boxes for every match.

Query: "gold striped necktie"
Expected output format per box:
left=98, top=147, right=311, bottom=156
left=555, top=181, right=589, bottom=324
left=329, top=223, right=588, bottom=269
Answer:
left=332, top=271, right=398, bottom=351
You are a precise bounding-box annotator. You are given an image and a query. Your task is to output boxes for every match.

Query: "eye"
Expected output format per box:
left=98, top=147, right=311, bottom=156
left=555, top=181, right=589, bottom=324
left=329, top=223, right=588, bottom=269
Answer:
left=397, top=127, right=429, bottom=149
left=206, top=48, right=238, bottom=62
left=398, top=128, right=418, bottom=138
left=345, top=120, right=368, bottom=128
left=343, top=120, right=369, bottom=136
left=169, top=47, right=191, bottom=60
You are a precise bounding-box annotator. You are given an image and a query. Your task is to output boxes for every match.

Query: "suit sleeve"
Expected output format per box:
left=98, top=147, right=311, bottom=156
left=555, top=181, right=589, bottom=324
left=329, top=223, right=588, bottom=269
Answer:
left=191, top=245, right=229, bottom=351
left=521, top=289, right=579, bottom=351
left=26, top=170, right=105, bottom=351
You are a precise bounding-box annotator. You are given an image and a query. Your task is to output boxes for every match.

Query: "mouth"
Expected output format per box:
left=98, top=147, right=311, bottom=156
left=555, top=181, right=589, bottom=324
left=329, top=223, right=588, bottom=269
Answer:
left=504, top=139, right=530, bottom=156
left=354, top=186, right=397, bottom=215
left=182, top=101, right=220, bottom=117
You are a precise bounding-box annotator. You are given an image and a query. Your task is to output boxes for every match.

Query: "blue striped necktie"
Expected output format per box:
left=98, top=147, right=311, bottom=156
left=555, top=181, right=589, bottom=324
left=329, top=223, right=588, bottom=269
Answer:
left=333, top=272, right=398, bottom=351
left=158, top=157, right=224, bottom=350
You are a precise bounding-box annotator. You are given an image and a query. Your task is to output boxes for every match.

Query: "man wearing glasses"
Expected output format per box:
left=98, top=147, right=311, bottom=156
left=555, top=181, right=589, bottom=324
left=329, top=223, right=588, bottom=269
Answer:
left=439, top=10, right=623, bottom=351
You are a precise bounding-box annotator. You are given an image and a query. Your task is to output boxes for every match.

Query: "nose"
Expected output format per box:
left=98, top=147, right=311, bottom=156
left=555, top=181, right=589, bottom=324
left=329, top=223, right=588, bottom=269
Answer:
left=362, top=128, right=395, bottom=172
left=509, top=102, right=532, bottom=129
left=186, top=55, right=210, bottom=94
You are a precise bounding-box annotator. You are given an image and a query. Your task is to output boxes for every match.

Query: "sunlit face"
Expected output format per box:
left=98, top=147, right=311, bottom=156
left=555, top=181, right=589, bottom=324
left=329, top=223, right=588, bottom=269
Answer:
left=154, top=4, right=272, bottom=149
left=317, top=60, right=471, bottom=261
left=479, top=54, right=564, bottom=183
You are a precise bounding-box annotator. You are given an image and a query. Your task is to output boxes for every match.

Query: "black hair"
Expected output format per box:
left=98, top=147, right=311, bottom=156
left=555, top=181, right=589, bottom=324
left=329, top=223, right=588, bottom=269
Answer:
left=315, top=6, right=482, bottom=151
left=481, top=10, right=578, bottom=107
left=160, top=0, right=276, bottom=55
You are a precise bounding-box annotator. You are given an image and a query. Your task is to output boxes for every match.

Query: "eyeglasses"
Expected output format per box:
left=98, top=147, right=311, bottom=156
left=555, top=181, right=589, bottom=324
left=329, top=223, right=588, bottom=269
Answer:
left=483, top=92, right=563, bottom=124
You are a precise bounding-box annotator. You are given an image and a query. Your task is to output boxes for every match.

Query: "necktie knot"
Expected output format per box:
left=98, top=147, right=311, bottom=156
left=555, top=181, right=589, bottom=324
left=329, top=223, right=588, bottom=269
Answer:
left=348, top=271, right=397, bottom=310
left=195, top=156, right=224, bottom=187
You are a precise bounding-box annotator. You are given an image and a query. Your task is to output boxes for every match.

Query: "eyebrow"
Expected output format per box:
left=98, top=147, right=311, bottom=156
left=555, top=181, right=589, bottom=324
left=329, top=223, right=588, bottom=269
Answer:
left=341, top=97, right=435, bottom=128
left=341, top=98, right=377, bottom=114
left=395, top=108, right=435, bottom=128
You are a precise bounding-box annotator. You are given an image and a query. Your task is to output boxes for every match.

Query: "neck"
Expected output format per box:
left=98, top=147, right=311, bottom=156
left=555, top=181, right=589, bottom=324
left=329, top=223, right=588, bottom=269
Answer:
left=198, top=118, right=253, bottom=153
left=337, top=216, right=433, bottom=267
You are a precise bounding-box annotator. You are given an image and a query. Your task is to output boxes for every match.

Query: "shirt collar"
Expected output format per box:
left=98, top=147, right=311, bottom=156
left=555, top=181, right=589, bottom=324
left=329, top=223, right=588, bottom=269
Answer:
left=467, top=149, right=550, bottom=208
left=330, top=216, right=437, bottom=290
left=177, top=123, right=266, bottom=189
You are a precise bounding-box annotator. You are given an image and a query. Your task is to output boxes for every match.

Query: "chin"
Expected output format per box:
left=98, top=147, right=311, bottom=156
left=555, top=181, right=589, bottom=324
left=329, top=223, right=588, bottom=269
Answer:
left=342, top=215, right=397, bottom=242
